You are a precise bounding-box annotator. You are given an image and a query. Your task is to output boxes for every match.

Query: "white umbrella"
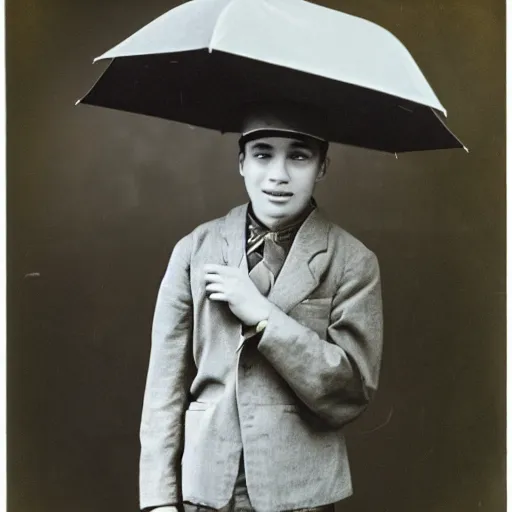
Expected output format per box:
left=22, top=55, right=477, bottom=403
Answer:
left=78, top=0, right=466, bottom=153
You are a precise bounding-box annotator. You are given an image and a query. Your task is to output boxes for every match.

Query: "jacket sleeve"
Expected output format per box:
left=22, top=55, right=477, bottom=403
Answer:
left=257, top=248, right=383, bottom=429
left=139, top=235, right=194, bottom=510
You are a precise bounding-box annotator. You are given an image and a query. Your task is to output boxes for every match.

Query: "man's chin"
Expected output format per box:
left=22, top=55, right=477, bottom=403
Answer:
left=259, top=208, right=309, bottom=229
left=261, top=206, right=291, bottom=219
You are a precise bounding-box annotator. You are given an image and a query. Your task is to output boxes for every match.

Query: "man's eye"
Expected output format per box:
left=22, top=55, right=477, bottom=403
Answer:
left=254, top=152, right=271, bottom=159
left=289, top=152, right=311, bottom=161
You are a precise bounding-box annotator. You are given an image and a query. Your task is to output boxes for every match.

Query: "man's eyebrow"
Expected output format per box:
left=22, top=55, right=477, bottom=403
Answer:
left=289, top=140, right=315, bottom=150
left=249, top=142, right=274, bottom=151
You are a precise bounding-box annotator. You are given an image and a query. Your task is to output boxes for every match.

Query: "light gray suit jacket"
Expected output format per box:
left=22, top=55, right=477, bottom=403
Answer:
left=139, top=204, right=383, bottom=512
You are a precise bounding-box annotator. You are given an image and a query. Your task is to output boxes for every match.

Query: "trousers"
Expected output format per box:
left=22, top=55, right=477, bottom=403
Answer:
left=182, top=454, right=335, bottom=512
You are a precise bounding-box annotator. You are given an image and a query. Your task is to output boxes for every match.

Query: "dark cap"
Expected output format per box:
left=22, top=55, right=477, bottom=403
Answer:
left=238, top=101, right=329, bottom=157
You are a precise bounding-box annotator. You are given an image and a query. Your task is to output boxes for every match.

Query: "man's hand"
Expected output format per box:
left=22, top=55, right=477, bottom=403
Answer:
left=204, top=264, right=272, bottom=326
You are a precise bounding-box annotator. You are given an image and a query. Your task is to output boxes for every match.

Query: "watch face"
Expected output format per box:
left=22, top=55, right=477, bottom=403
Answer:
left=256, top=320, right=268, bottom=333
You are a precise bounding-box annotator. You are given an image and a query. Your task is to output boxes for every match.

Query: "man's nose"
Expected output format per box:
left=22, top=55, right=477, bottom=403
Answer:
left=267, top=158, right=290, bottom=183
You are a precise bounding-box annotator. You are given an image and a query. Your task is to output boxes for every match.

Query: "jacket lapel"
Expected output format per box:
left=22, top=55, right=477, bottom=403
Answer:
left=267, top=208, right=330, bottom=314
left=222, top=203, right=249, bottom=272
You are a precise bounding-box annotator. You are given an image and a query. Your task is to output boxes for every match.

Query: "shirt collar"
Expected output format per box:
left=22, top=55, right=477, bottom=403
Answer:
left=247, top=198, right=317, bottom=243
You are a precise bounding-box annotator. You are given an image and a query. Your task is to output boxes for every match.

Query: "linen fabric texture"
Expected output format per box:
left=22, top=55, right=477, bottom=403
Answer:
left=139, top=203, right=383, bottom=511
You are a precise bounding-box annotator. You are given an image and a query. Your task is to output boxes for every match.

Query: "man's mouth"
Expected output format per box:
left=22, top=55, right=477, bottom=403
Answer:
left=263, top=190, right=293, bottom=197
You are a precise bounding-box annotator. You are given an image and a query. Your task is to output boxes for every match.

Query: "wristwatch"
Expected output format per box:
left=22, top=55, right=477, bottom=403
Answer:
left=255, top=319, right=268, bottom=333
left=236, top=319, right=268, bottom=353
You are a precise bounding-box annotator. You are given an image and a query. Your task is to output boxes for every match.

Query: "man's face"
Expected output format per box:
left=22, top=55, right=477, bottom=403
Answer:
left=239, top=136, right=327, bottom=230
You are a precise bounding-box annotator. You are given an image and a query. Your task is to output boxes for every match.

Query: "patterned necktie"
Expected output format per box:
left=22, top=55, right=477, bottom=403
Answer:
left=247, top=231, right=288, bottom=296
left=246, top=207, right=312, bottom=296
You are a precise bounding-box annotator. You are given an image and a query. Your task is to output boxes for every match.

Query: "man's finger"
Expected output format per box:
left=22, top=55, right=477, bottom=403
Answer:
left=204, top=264, right=226, bottom=273
left=204, top=273, right=223, bottom=283
left=205, top=283, right=224, bottom=293
left=208, top=292, right=228, bottom=302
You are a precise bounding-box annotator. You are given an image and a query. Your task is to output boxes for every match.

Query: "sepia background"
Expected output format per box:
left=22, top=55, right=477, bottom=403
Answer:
left=7, top=0, right=505, bottom=510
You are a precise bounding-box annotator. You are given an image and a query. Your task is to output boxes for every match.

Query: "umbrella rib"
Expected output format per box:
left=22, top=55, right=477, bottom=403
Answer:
left=208, top=0, right=238, bottom=53
left=429, top=107, right=468, bottom=152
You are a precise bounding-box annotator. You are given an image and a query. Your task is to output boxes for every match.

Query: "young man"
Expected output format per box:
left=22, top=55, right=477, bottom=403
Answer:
left=139, top=103, right=383, bottom=512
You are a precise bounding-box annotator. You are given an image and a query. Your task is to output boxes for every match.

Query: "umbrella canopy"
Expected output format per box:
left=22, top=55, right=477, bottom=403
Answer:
left=78, top=0, right=466, bottom=153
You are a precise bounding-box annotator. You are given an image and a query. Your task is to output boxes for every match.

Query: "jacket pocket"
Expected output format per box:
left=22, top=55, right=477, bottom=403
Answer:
left=290, top=297, right=332, bottom=339
left=299, top=297, right=332, bottom=306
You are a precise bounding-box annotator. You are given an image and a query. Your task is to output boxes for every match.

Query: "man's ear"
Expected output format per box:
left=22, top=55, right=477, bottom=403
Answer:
left=239, top=152, right=245, bottom=177
left=316, top=157, right=330, bottom=182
